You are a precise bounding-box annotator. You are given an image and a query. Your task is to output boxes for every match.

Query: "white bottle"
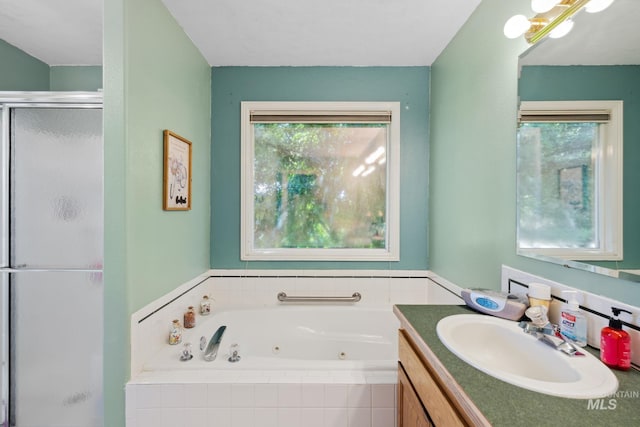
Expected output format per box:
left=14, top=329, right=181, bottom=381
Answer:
left=560, top=291, right=587, bottom=347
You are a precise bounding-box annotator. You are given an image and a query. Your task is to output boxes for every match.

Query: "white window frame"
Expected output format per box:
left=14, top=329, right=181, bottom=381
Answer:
left=517, top=100, right=623, bottom=260
left=241, top=101, right=400, bottom=261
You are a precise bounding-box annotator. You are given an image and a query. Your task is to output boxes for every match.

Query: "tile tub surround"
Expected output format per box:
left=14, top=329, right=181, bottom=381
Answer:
left=502, top=265, right=640, bottom=366
left=126, top=382, right=396, bottom=427
left=127, top=270, right=463, bottom=427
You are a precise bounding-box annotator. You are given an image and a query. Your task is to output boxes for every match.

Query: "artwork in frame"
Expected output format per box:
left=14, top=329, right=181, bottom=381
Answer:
left=163, top=130, right=192, bottom=210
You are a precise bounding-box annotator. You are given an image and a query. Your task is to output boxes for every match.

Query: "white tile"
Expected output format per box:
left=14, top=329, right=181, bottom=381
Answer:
left=371, top=408, right=395, bottom=427
left=348, top=407, right=372, bottom=427
left=161, top=407, right=184, bottom=427
left=301, top=408, right=324, bottom=427
left=232, top=384, right=255, bottom=408
left=207, top=407, right=231, bottom=425
left=183, top=383, right=208, bottom=407
left=208, top=383, right=232, bottom=407
left=161, top=384, right=185, bottom=408
left=232, top=407, right=255, bottom=427
left=302, top=384, right=325, bottom=408
left=126, top=414, right=137, bottom=427
left=183, top=407, right=207, bottom=424
left=254, top=384, right=278, bottom=407
left=278, top=383, right=302, bottom=407
left=136, top=408, right=163, bottom=427
left=255, top=408, right=278, bottom=427
left=125, top=384, right=137, bottom=419
left=278, top=408, right=302, bottom=427
left=324, top=384, right=348, bottom=408
left=136, top=385, right=162, bottom=409
left=324, top=407, right=348, bottom=427
left=347, top=384, right=371, bottom=408
left=371, top=384, right=395, bottom=408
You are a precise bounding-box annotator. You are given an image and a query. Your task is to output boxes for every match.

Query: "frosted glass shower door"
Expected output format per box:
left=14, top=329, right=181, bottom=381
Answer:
left=10, top=271, right=103, bottom=427
left=5, top=106, right=103, bottom=427
left=11, top=108, right=103, bottom=269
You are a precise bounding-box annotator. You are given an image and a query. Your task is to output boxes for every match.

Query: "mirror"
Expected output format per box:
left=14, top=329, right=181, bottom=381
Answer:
left=517, top=0, right=640, bottom=282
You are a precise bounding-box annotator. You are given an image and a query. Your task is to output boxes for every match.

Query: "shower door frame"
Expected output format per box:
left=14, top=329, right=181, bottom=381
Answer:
left=0, top=91, right=103, bottom=427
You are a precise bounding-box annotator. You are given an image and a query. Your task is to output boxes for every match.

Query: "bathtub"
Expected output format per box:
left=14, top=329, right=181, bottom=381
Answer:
left=142, top=305, right=400, bottom=381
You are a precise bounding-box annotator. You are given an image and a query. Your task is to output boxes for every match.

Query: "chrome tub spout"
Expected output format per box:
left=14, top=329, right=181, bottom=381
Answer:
left=203, top=325, right=226, bottom=361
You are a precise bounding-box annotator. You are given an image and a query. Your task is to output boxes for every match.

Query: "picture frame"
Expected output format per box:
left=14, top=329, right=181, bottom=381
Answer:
left=163, top=130, right=192, bottom=211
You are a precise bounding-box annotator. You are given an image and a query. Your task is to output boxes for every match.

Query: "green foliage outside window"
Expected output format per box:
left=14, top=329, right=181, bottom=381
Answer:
left=253, top=123, right=387, bottom=250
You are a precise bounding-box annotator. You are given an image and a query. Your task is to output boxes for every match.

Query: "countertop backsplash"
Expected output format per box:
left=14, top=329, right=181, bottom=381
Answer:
left=502, top=265, right=640, bottom=367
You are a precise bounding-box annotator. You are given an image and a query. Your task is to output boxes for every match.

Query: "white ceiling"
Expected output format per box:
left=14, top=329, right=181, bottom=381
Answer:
left=0, top=0, right=481, bottom=66
left=0, top=0, right=103, bottom=65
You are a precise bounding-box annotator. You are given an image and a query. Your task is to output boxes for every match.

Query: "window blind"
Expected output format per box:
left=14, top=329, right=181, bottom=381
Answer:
left=519, top=110, right=610, bottom=123
left=250, top=110, right=392, bottom=124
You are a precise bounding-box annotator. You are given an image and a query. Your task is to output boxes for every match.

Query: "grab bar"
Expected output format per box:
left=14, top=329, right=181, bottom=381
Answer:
left=277, top=291, right=361, bottom=303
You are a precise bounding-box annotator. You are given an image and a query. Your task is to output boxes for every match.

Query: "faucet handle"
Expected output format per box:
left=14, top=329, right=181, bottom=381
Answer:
left=525, top=305, right=549, bottom=327
left=228, top=343, right=241, bottom=363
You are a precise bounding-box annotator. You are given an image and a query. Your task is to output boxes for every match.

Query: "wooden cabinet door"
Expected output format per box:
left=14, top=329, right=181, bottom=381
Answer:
left=398, top=364, right=433, bottom=427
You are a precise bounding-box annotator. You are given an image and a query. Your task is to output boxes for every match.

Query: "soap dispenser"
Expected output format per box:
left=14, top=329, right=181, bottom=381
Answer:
left=600, top=307, right=632, bottom=370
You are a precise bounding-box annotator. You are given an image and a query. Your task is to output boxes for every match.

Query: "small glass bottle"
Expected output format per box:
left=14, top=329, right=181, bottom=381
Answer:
left=184, top=306, right=196, bottom=329
left=200, top=295, right=212, bottom=315
left=169, top=319, right=183, bottom=345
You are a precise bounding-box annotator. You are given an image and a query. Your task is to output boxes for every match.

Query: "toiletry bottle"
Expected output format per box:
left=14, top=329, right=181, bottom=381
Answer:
left=200, top=295, right=211, bottom=315
left=169, top=319, right=183, bottom=345
left=560, top=291, right=587, bottom=347
left=184, top=306, right=196, bottom=329
left=528, top=282, right=551, bottom=309
left=600, top=307, right=632, bottom=370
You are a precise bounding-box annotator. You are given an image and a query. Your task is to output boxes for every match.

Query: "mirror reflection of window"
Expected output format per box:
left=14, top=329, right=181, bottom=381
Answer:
left=517, top=100, right=623, bottom=261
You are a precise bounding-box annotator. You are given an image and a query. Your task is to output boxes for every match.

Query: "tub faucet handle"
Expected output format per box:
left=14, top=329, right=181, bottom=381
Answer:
left=228, top=343, right=241, bottom=363
left=180, top=342, right=193, bottom=361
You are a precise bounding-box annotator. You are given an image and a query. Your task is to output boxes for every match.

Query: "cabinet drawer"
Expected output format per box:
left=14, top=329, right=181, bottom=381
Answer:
left=399, top=330, right=466, bottom=427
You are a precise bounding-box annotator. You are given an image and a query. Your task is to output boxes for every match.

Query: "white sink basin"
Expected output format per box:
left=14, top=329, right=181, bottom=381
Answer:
left=436, top=314, right=618, bottom=399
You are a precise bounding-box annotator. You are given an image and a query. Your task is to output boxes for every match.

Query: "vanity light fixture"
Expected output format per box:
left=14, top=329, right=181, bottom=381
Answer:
left=504, top=0, right=615, bottom=44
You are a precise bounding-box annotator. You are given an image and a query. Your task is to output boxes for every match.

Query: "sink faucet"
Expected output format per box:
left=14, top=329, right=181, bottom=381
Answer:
left=519, top=306, right=583, bottom=356
left=518, top=305, right=555, bottom=335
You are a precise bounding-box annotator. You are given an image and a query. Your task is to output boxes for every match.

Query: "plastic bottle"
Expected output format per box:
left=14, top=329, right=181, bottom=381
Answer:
left=559, top=291, right=587, bottom=347
left=600, top=307, right=632, bottom=370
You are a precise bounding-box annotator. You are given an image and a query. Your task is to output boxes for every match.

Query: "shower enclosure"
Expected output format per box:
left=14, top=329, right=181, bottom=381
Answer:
left=0, top=92, right=103, bottom=427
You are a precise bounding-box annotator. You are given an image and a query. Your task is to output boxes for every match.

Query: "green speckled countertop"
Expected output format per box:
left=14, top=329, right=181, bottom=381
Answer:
left=395, top=305, right=640, bottom=426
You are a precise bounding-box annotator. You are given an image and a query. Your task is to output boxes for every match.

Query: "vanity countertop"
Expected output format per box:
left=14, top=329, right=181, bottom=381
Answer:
left=394, top=304, right=640, bottom=426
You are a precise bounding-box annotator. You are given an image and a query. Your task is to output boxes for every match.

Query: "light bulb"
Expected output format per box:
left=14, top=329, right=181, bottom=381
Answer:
left=531, top=0, right=559, bottom=13
left=585, top=0, right=615, bottom=13
left=504, top=15, right=531, bottom=39
left=549, top=19, right=574, bottom=38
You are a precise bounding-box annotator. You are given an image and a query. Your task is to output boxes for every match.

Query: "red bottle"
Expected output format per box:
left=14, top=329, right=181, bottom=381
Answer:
left=600, top=307, right=632, bottom=370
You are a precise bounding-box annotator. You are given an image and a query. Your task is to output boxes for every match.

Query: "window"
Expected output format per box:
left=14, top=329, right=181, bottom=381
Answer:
left=241, top=101, right=400, bottom=261
left=517, top=100, right=623, bottom=260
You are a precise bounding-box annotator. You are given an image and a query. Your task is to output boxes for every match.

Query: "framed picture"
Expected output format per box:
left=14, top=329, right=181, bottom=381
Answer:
left=163, top=130, right=192, bottom=210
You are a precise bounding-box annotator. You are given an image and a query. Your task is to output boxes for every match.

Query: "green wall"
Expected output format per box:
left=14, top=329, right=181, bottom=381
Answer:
left=519, top=65, right=640, bottom=271
left=210, top=66, right=430, bottom=270
left=1, top=39, right=102, bottom=91
left=104, top=0, right=211, bottom=425
left=430, top=0, right=640, bottom=306
left=50, top=66, right=103, bottom=91
left=0, top=39, right=49, bottom=90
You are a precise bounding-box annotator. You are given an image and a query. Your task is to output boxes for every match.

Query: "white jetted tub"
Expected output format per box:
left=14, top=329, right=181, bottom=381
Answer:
left=143, top=305, right=400, bottom=380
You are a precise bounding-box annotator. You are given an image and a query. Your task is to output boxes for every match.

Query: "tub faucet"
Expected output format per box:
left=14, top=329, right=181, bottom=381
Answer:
left=203, top=325, right=226, bottom=361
